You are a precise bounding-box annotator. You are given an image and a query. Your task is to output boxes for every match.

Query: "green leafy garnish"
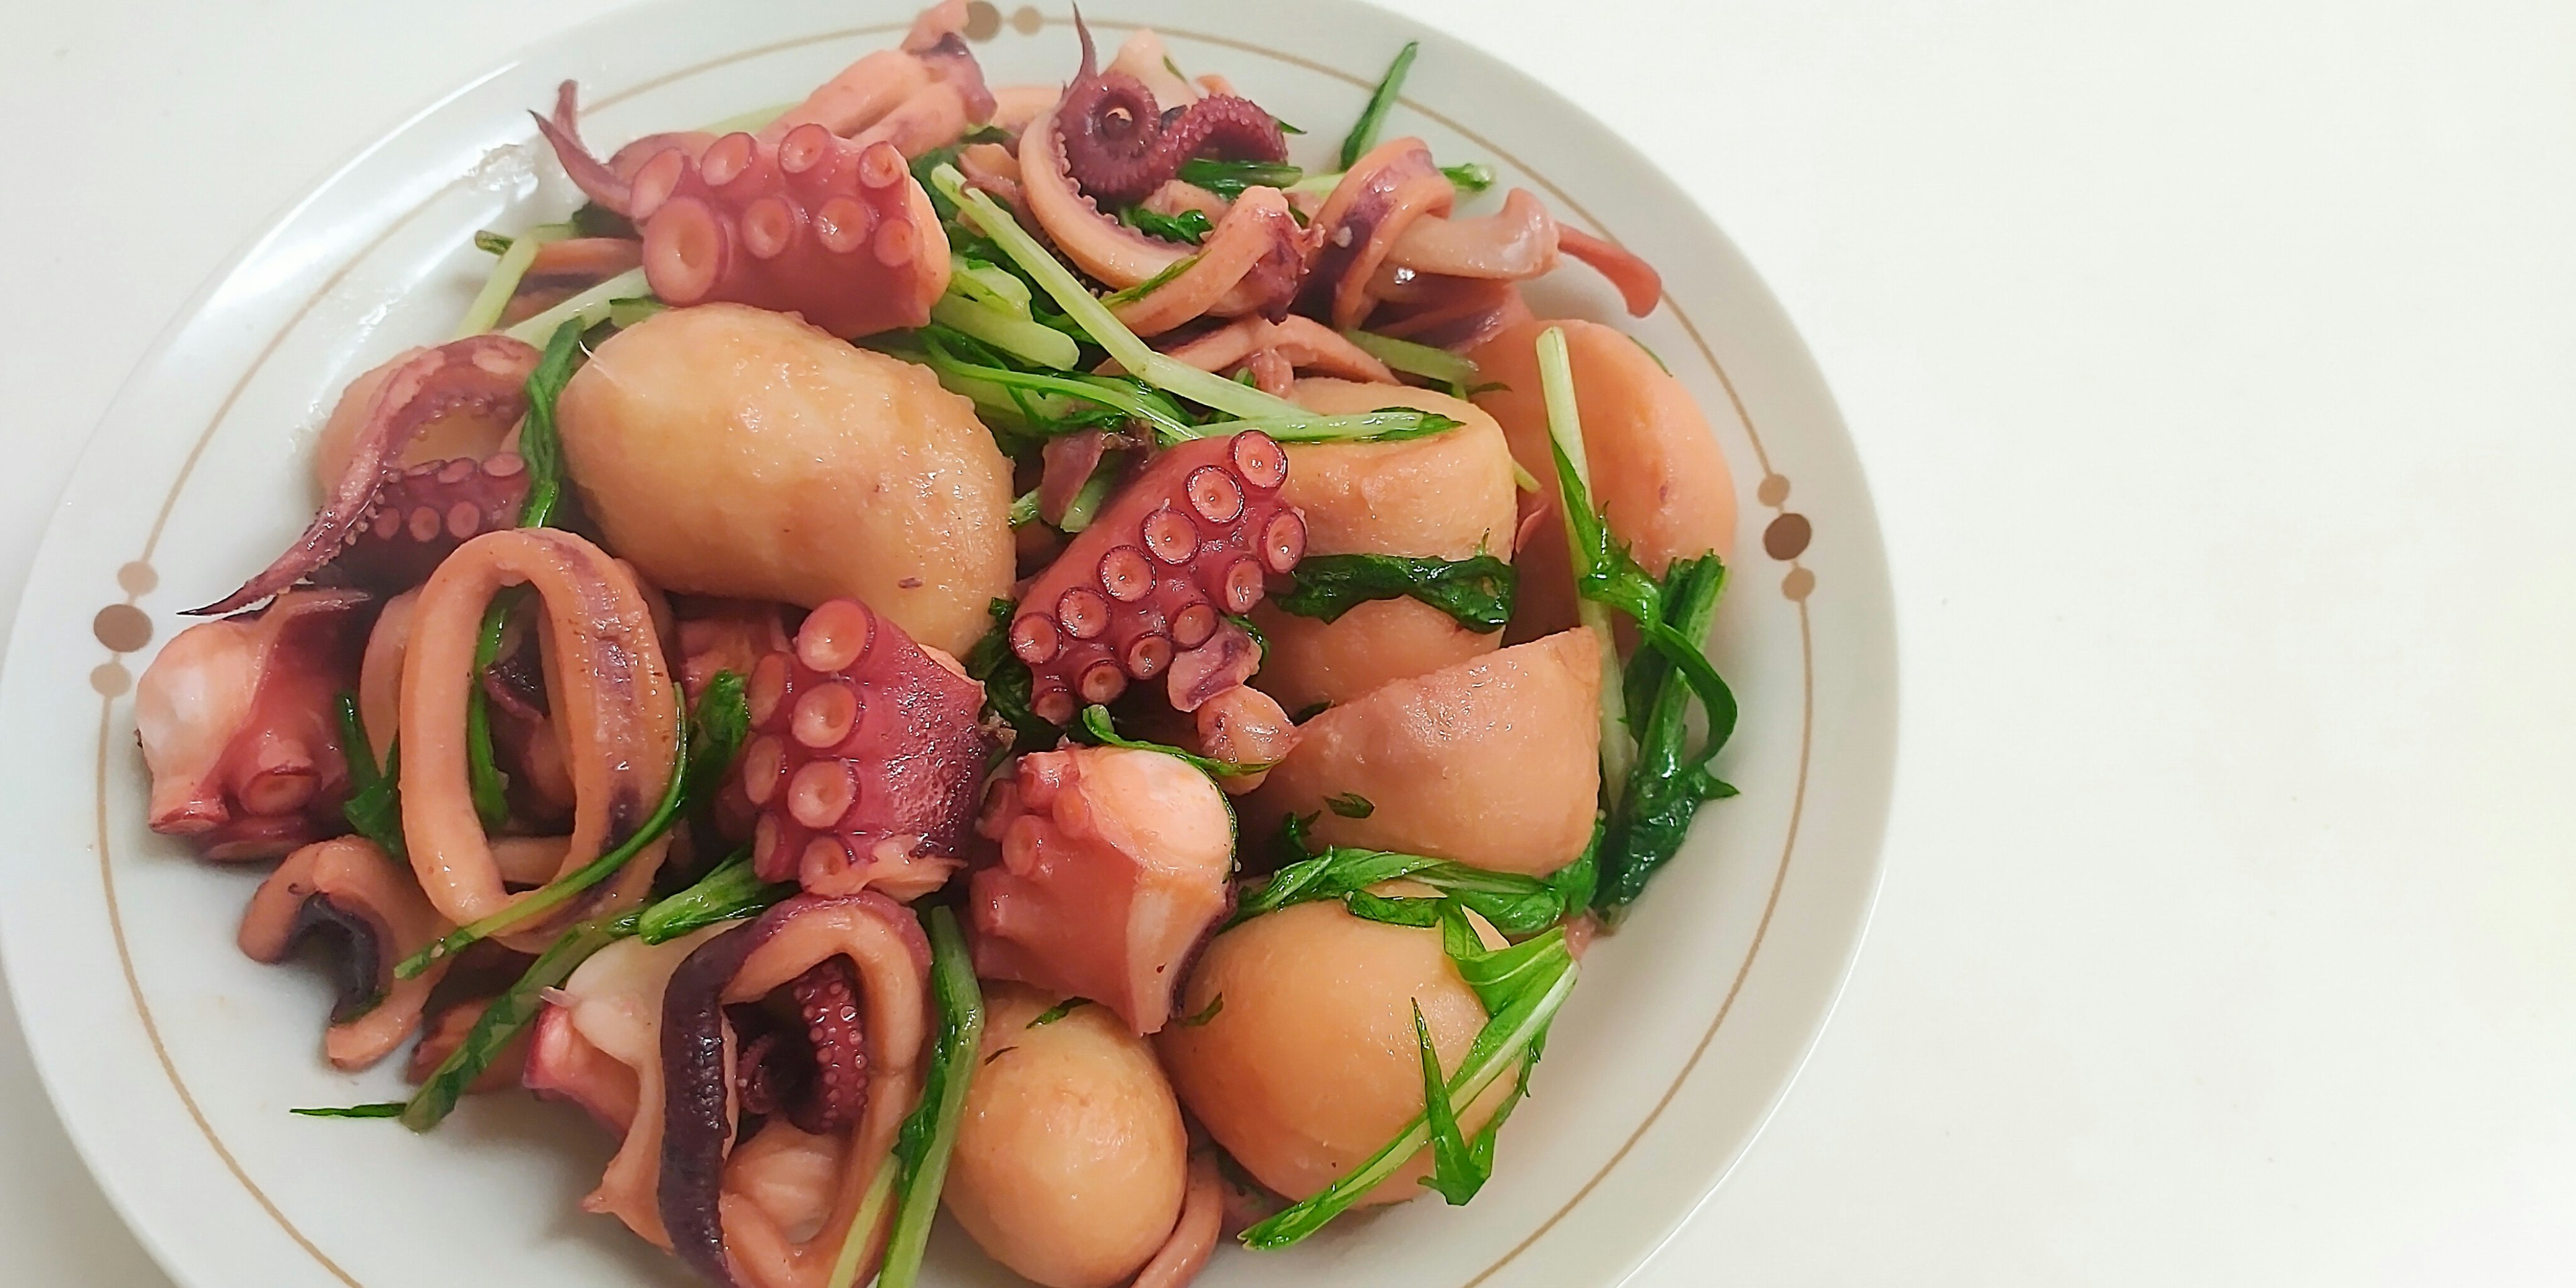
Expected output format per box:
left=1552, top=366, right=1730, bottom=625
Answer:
left=1118, top=205, right=1214, bottom=246
left=290, top=1102, right=406, bottom=1119
left=463, top=592, right=520, bottom=833
left=1442, top=162, right=1495, bottom=193
left=1340, top=329, right=1481, bottom=391
left=1078, top=705, right=1275, bottom=778
left=1411, top=1000, right=1484, bottom=1202
left=1172, top=409, right=1463, bottom=444
left=1177, top=993, right=1224, bottom=1027
left=918, top=325, right=1197, bottom=444
left=500, top=266, right=651, bottom=347
left=1340, top=41, right=1419, bottom=169
left=1534, top=326, right=1739, bottom=917
left=1325, top=792, right=1375, bottom=818
left=472, top=229, right=513, bottom=256
left=1273, top=553, right=1516, bottom=633
left=1177, top=158, right=1305, bottom=199
left=1240, top=922, right=1576, bottom=1247
left=1098, top=253, right=1201, bottom=308
left=1230, top=846, right=1570, bottom=937
left=876, top=907, right=983, bottom=1288
left=963, top=597, right=1057, bottom=751
left=930, top=292, right=1083, bottom=372
left=335, top=693, right=405, bottom=858
left=1057, top=451, right=1126, bottom=534
left=454, top=222, right=574, bottom=338
left=517, top=317, right=584, bottom=529
left=398, top=672, right=749, bottom=977
left=1026, top=998, right=1089, bottom=1028
left=1343, top=890, right=1445, bottom=927
left=395, top=849, right=787, bottom=1132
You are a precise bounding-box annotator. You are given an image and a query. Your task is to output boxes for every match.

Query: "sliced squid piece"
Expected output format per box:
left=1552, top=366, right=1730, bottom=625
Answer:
left=1245, top=629, right=1602, bottom=877
left=237, top=837, right=449, bottom=1070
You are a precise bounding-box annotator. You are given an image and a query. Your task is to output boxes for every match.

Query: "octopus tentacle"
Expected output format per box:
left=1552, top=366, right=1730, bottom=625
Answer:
left=1130, top=1152, right=1226, bottom=1288
left=1191, top=683, right=1299, bottom=795
left=1110, top=186, right=1309, bottom=335
left=1557, top=225, right=1665, bottom=316
left=238, top=837, right=451, bottom=1069
left=398, top=529, right=679, bottom=941
left=1368, top=278, right=1534, bottom=352
left=647, top=893, right=931, bottom=1288
left=971, top=745, right=1235, bottom=1034
left=191, top=336, right=540, bottom=616
left=138, top=588, right=374, bottom=861
left=1385, top=187, right=1561, bottom=280
left=1008, top=432, right=1305, bottom=723
left=1148, top=315, right=1397, bottom=386
left=1300, top=138, right=1457, bottom=331
left=335, top=453, right=530, bottom=592
left=1055, top=17, right=1285, bottom=207
left=738, top=597, right=992, bottom=898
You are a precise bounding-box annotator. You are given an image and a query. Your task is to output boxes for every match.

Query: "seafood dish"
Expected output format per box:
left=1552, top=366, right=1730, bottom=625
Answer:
left=130, top=5, right=1745, bottom=1285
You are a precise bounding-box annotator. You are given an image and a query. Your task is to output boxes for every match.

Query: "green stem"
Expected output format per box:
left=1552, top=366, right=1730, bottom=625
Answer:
left=1340, top=328, right=1480, bottom=387
left=500, top=266, right=650, bottom=346
left=930, top=292, right=1081, bottom=370
left=1172, top=409, right=1460, bottom=444
left=455, top=222, right=575, bottom=338
left=875, top=907, right=985, bottom=1288
left=1537, top=326, right=1638, bottom=800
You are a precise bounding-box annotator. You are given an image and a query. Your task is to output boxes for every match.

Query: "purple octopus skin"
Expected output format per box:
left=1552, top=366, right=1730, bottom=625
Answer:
left=733, top=957, right=871, bottom=1136
left=1057, top=17, right=1287, bottom=206
left=1008, top=431, right=1306, bottom=720
left=335, top=453, right=532, bottom=592
left=660, top=918, right=769, bottom=1288
left=286, top=895, right=388, bottom=1025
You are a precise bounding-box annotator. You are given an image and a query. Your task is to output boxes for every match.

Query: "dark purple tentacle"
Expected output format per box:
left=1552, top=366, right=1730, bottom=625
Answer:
left=659, top=920, right=769, bottom=1288
left=337, top=453, right=531, bottom=593
left=285, top=896, right=387, bottom=1025
left=1057, top=16, right=1287, bottom=206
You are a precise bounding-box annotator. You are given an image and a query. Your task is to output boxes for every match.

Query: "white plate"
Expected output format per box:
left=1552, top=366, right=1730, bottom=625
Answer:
left=0, top=1, right=1896, bottom=1285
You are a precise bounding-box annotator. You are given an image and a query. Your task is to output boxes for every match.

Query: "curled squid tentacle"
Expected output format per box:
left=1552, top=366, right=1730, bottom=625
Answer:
left=651, top=893, right=932, bottom=1288
left=335, top=453, right=531, bottom=593
left=971, top=745, right=1236, bottom=1034
left=1130, top=1152, right=1227, bottom=1288
left=1556, top=224, right=1666, bottom=316
left=398, top=529, right=680, bottom=943
left=738, top=597, right=993, bottom=898
left=1299, top=138, right=1457, bottom=331
left=138, top=588, right=374, bottom=861
left=1055, top=16, right=1284, bottom=207
left=191, top=336, right=540, bottom=616
left=1147, top=315, right=1397, bottom=387
left=1383, top=187, right=1561, bottom=281
left=1108, top=186, right=1309, bottom=336
left=237, top=837, right=449, bottom=1069
left=1008, top=432, right=1305, bottom=724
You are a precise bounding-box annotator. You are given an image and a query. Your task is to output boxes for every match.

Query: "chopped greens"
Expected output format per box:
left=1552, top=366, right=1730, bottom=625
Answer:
left=462, top=592, right=521, bottom=833
left=1595, top=557, right=1737, bottom=911
left=1230, top=846, right=1572, bottom=937
left=1340, top=41, right=1419, bottom=169
left=877, top=906, right=983, bottom=1288
left=398, top=672, right=749, bottom=977
left=1099, top=254, right=1200, bottom=309
left=500, top=266, right=651, bottom=347
left=1273, top=553, right=1515, bottom=633
left=1442, top=162, right=1496, bottom=193
left=918, top=325, right=1197, bottom=444
left=1340, top=328, right=1481, bottom=391
left=1118, top=204, right=1214, bottom=246
left=1325, top=792, right=1376, bottom=818
left=1057, top=451, right=1126, bottom=534
left=335, top=693, right=404, bottom=858
left=455, top=221, right=574, bottom=338
left=963, top=598, right=1058, bottom=750
left=1026, top=998, right=1090, bottom=1028
left=1171, top=409, right=1463, bottom=444
left=1177, top=993, right=1225, bottom=1027
left=1177, top=158, right=1305, bottom=199
left=1078, top=705, right=1277, bottom=779
left=290, top=1102, right=405, bottom=1119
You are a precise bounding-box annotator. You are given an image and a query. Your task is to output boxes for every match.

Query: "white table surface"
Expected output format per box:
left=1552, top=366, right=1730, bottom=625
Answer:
left=6, top=0, right=2572, bottom=1283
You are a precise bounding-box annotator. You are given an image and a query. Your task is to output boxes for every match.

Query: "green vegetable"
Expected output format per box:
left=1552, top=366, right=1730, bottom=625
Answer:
left=918, top=327, right=1196, bottom=443
left=963, top=598, right=1057, bottom=750
left=1324, top=792, right=1375, bottom=818
left=1273, top=553, right=1515, bottom=633
left=1078, top=705, right=1276, bottom=779
left=1342, top=890, right=1444, bottom=927
left=1411, top=1000, right=1483, bottom=1201
left=290, top=1102, right=405, bottom=1119
left=1177, top=158, right=1305, bottom=199
left=1340, top=41, right=1419, bottom=169
left=1171, top=409, right=1462, bottom=444
left=1098, top=254, right=1199, bottom=308
left=462, top=592, right=520, bottom=834
left=1176, top=994, right=1224, bottom=1027
left=1441, top=162, right=1495, bottom=193
left=398, top=848, right=784, bottom=1132
left=1534, top=327, right=1740, bottom=917
left=1240, top=921, right=1576, bottom=1247
left=1118, top=205, right=1214, bottom=246
left=472, top=230, right=513, bottom=256
left=1057, top=451, right=1126, bottom=534
left=398, top=672, right=749, bottom=977
left=606, top=297, right=666, bottom=329
left=1026, top=998, right=1089, bottom=1028
left=930, top=165, right=1316, bottom=424
left=335, top=694, right=404, bottom=858
left=520, top=317, right=582, bottom=530
left=455, top=222, right=575, bottom=338
left=500, top=266, right=651, bottom=347
left=1008, top=489, right=1041, bottom=529
left=877, top=906, right=983, bottom=1288
left=930, top=292, right=1084, bottom=370
left=1229, top=846, right=1571, bottom=937
left=1340, top=328, right=1481, bottom=390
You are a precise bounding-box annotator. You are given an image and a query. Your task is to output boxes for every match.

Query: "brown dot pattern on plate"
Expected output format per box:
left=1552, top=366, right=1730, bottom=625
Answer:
left=1781, top=567, right=1815, bottom=602
left=93, top=604, right=152, bottom=653
left=963, top=1, right=1002, bottom=40
left=1756, top=474, right=1790, bottom=507
left=91, top=661, right=129, bottom=697
left=1763, top=513, right=1811, bottom=561
left=117, top=561, right=159, bottom=596
left=1010, top=5, right=1044, bottom=35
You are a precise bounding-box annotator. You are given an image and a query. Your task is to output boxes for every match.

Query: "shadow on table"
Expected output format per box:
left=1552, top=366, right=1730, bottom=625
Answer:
left=0, top=955, right=176, bottom=1285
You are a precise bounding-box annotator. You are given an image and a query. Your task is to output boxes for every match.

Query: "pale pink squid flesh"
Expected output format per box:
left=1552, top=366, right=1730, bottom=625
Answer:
left=137, top=588, right=374, bottom=861
left=237, top=836, right=452, bottom=1069
left=970, top=745, right=1236, bottom=1034
left=1140, top=315, right=1396, bottom=394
